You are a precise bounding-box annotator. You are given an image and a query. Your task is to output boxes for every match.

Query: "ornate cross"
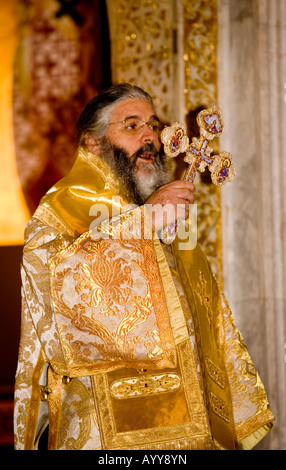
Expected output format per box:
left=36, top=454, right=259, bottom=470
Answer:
left=160, top=105, right=235, bottom=244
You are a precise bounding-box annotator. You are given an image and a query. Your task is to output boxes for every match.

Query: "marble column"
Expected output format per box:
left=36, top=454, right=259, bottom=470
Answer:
left=217, top=0, right=286, bottom=449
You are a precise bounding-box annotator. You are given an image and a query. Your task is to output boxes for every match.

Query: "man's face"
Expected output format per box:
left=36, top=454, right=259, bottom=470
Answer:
left=105, top=98, right=162, bottom=177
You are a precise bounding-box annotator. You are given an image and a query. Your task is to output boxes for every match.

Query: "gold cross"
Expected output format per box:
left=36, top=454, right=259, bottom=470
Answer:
left=160, top=105, right=235, bottom=244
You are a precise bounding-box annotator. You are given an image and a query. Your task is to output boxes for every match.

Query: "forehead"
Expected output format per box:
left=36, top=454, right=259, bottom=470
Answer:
left=109, top=97, right=156, bottom=122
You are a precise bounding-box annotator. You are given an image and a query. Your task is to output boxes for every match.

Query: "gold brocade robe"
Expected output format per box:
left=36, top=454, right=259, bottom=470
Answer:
left=14, top=148, right=274, bottom=450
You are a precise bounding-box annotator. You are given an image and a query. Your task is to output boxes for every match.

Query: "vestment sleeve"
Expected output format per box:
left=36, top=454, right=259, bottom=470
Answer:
left=14, top=219, right=71, bottom=449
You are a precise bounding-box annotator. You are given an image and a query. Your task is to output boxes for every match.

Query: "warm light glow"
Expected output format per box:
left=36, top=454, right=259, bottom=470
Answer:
left=0, top=1, right=30, bottom=245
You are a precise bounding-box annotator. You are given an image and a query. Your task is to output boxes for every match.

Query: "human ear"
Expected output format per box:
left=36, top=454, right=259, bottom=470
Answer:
left=84, top=134, right=101, bottom=155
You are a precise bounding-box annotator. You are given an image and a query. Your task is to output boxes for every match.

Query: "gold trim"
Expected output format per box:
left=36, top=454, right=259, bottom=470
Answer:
left=24, top=349, right=46, bottom=450
left=238, top=422, right=273, bottom=450
left=47, top=366, right=63, bottom=450
left=153, top=234, right=189, bottom=345
left=235, top=409, right=275, bottom=443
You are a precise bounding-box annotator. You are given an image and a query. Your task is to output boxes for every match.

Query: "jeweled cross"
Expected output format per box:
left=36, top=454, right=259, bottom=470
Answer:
left=160, top=105, right=235, bottom=243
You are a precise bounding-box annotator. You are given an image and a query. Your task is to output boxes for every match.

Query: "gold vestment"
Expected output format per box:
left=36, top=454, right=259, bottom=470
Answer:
left=14, top=148, right=274, bottom=450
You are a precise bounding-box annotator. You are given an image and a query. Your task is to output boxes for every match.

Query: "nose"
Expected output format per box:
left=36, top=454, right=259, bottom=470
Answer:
left=141, top=123, right=156, bottom=143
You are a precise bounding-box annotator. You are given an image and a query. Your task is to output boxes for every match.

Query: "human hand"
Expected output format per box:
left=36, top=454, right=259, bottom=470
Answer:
left=144, top=180, right=196, bottom=232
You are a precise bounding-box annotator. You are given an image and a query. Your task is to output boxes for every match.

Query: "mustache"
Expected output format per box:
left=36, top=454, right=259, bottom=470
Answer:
left=129, top=143, right=165, bottom=167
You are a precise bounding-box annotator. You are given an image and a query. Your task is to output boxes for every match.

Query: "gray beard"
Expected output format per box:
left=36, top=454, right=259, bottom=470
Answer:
left=99, top=137, right=171, bottom=205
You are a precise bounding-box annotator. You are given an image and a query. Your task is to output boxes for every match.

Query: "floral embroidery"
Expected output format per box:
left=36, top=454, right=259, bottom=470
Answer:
left=209, top=392, right=231, bottom=423
left=205, top=357, right=225, bottom=389
left=74, top=241, right=133, bottom=316
left=196, top=271, right=212, bottom=327
left=110, top=372, right=181, bottom=399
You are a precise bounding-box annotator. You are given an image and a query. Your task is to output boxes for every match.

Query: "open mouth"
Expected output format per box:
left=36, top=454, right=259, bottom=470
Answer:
left=138, top=152, right=155, bottom=162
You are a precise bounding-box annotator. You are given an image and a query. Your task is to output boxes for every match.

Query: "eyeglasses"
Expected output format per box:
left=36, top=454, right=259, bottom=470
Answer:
left=109, top=117, right=165, bottom=136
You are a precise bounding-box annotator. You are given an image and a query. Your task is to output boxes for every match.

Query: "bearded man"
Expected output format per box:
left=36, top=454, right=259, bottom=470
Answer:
left=14, top=84, right=274, bottom=450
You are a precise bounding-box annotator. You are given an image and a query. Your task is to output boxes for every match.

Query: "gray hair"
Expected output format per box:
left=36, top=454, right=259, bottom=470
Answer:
left=76, top=83, right=154, bottom=145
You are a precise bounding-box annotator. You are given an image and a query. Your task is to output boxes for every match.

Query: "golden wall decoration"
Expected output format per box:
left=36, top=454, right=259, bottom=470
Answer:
left=106, top=0, right=177, bottom=124
left=183, top=0, right=218, bottom=112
